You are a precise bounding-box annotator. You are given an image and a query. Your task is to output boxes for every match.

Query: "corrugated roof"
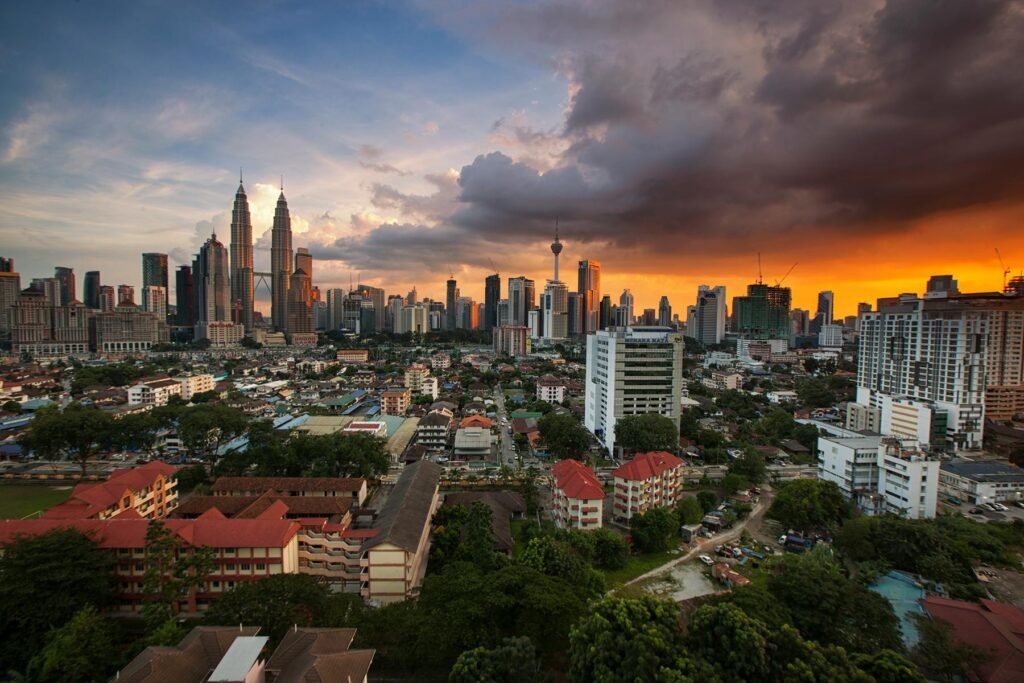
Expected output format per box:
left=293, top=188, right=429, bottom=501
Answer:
left=363, top=460, right=442, bottom=553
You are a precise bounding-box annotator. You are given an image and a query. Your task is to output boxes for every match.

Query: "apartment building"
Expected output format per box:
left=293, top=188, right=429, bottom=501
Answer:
left=702, top=370, right=742, bottom=391
left=816, top=435, right=883, bottom=513
left=404, top=363, right=430, bottom=394
left=536, top=374, right=566, bottom=403
left=127, top=377, right=182, bottom=406
left=585, top=327, right=684, bottom=454
left=336, top=349, right=370, bottom=363
left=416, top=411, right=452, bottom=452
left=381, top=387, right=411, bottom=416
left=551, top=459, right=604, bottom=530
left=430, top=352, right=451, bottom=370
left=177, top=373, right=215, bottom=401
left=612, top=451, right=685, bottom=521
left=41, top=461, right=178, bottom=520
left=876, top=438, right=940, bottom=519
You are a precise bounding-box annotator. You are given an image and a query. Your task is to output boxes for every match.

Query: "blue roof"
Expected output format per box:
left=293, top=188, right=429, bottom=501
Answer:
left=0, top=415, right=33, bottom=431
left=21, top=398, right=53, bottom=410
left=377, top=415, right=405, bottom=436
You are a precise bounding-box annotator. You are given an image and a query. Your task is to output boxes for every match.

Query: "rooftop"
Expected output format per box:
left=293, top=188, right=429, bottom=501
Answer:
left=363, top=460, right=442, bottom=553
left=941, top=459, right=1024, bottom=483
left=552, top=459, right=604, bottom=500
left=614, top=451, right=684, bottom=481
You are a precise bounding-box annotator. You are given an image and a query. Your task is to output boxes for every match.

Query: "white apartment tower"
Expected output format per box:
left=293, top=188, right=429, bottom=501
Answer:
left=695, top=285, right=727, bottom=345
left=585, top=327, right=684, bottom=454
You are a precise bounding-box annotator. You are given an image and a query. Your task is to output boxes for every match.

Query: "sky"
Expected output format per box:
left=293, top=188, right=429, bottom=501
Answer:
left=1, top=0, right=1023, bottom=319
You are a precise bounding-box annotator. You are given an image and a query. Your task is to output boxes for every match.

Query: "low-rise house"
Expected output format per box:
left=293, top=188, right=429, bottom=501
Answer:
left=551, top=459, right=604, bottom=530
left=923, top=596, right=1024, bottom=683
left=127, top=377, right=182, bottom=406
left=453, top=426, right=493, bottom=460
left=612, top=451, right=685, bottom=521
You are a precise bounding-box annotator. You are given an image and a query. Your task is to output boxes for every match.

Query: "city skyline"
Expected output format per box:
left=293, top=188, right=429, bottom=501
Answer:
left=2, top=1, right=1023, bottom=317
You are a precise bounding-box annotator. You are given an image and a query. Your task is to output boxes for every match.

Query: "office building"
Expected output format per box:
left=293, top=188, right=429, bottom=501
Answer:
left=658, top=296, right=672, bottom=327
left=497, top=298, right=510, bottom=327
left=617, top=289, right=634, bottom=326
left=175, top=266, right=195, bottom=326
left=83, top=270, right=100, bottom=309
left=599, top=295, right=612, bottom=330
left=54, top=266, right=75, bottom=306
left=733, top=283, right=791, bottom=341
left=193, top=232, right=230, bottom=325
left=585, top=327, right=684, bottom=454
left=142, top=253, right=169, bottom=290
left=287, top=267, right=313, bottom=334
left=141, top=285, right=167, bottom=320
left=229, top=177, right=255, bottom=331
left=790, top=308, right=810, bottom=338
left=542, top=280, right=568, bottom=341
left=612, top=451, right=685, bottom=521
left=118, top=284, right=135, bottom=306
left=271, top=187, right=292, bottom=331
left=396, top=303, right=429, bottom=334
left=445, top=278, right=457, bottom=330
left=0, top=260, right=20, bottom=337
left=939, top=460, right=1024, bottom=505
left=10, top=287, right=90, bottom=357
left=567, top=291, right=583, bottom=336
left=98, top=285, right=116, bottom=312
left=484, top=273, right=500, bottom=330
left=695, top=285, right=727, bottom=345
left=578, top=259, right=601, bottom=333
left=508, top=276, right=535, bottom=327
left=91, top=302, right=170, bottom=353
left=355, top=283, right=385, bottom=332
left=811, top=290, right=834, bottom=333
left=818, top=323, right=844, bottom=348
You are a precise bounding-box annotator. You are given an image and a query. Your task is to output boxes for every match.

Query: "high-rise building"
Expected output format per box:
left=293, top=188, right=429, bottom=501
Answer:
left=658, top=296, right=672, bottom=327
left=855, top=302, right=872, bottom=332
left=142, top=253, right=169, bottom=290
left=142, top=285, right=167, bottom=320
left=54, top=267, right=75, bottom=306
left=641, top=309, right=657, bottom=326
left=117, top=284, right=135, bottom=306
left=386, top=295, right=404, bottom=332
left=193, top=233, right=230, bottom=324
left=484, top=273, right=500, bottom=331
left=790, top=308, right=810, bottom=339
left=295, top=247, right=312, bottom=283
left=445, top=278, right=457, bottom=330
left=271, top=188, right=292, bottom=331
left=585, top=327, right=684, bottom=454
left=810, top=290, right=835, bottom=334
left=355, top=284, right=385, bottom=332
left=684, top=305, right=698, bottom=338
left=229, top=177, right=255, bottom=331
left=508, top=276, right=535, bottom=327
left=599, top=295, right=612, bottom=330
left=0, top=259, right=21, bottom=337
left=91, top=303, right=170, bottom=353
left=287, top=267, right=313, bottom=334
left=578, top=260, right=601, bottom=333
left=497, top=298, right=510, bottom=327
left=542, top=282, right=568, bottom=341
left=617, top=289, right=634, bottom=326
left=396, top=303, right=429, bottom=334
left=83, top=271, right=101, bottom=309
left=456, top=296, right=476, bottom=330
left=175, top=266, right=195, bottom=327
left=695, top=285, right=727, bottom=345
left=99, top=285, right=116, bottom=312
left=493, top=325, right=530, bottom=357
left=10, top=288, right=90, bottom=357
left=406, top=286, right=419, bottom=306
left=31, top=278, right=60, bottom=306
left=733, top=283, right=791, bottom=340
left=567, top=292, right=583, bottom=336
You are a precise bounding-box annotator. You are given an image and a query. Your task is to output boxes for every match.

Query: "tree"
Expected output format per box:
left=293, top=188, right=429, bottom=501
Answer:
left=174, top=463, right=209, bottom=494
left=2, top=400, right=20, bottom=413
left=568, top=596, right=693, bottom=683
left=518, top=536, right=603, bottom=598
left=910, top=613, right=989, bottom=683
left=796, top=378, right=836, bottom=408
left=450, top=637, right=548, bottom=683
left=696, top=490, right=718, bottom=513
left=113, top=411, right=159, bottom=452
left=1008, top=446, right=1024, bottom=468
left=0, top=529, right=114, bottom=673
left=177, top=404, right=247, bottom=461
left=769, top=479, right=852, bottom=531
left=18, top=403, right=115, bottom=475
left=141, top=520, right=216, bottom=627
left=629, top=507, right=679, bottom=553
left=685, top=603, right=770, bottom=681
left=204, top=574, right=363, bottom=647
left=614, top=414, right=679, bottom=454
left=591, top=528, right=629, bottom=570
left=721, top=472, right=746, bottom=493
left=297, top=432, right=391, bottom=477
left=677, top=496, right=703, bottom=525
left=537, top=413, right=590, bottom=461
left=27, top=606, right=117, bottom=683
left=729, top=450, right=767, bottom=484
left=851, top=650, right=927, bottom=683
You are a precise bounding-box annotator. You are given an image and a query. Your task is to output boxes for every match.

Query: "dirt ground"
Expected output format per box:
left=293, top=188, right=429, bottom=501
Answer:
left=982, top=566, right=1024, bottom=608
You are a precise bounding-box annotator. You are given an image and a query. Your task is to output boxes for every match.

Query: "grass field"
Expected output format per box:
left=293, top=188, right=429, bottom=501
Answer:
left=602, top=549, right=682, bottom=588
left=0, top=484, right=73, bottom=519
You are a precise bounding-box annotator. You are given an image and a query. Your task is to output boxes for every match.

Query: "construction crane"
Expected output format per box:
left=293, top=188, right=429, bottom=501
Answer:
left=488, top=257, right=499, bottom=277
left=996, top=248, right=1010, bottom=291
left=757, top=252, right=763, bottom=284
left=776, top=262, right=798, bottom=287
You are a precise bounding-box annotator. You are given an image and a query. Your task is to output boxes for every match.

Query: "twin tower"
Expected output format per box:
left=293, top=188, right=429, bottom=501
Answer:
left=229, top=176, right=310, bottom=333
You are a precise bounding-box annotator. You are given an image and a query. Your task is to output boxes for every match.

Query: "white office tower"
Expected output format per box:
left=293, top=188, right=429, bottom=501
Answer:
left=542, top=281, right=568, bottom=341
left=695, top=285, right=727, bottom=344
left=528, top=309, right=541, bottom=339
left=854, top=290, right=989, bottom=451
left=585, top=327, right=684, bottom=454
left=818, top=323, right=844, bottom=349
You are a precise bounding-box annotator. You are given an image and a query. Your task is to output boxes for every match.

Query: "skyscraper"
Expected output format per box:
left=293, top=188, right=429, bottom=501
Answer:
left=0, top=258, right=20, bottom=337
left=229, top=177, right=255, bottom=331
left=54, top=267, right=75, bottom=305
left=445, top=278, right=457, bottom=330
left=193, top=232, right=230, bottom=323
left=658, top=296, right=672, bottom=327
left=508, top=276, right=535, bottom=327
left=484, top=273, right=500, bottom=331
left=99, top=285, right=116, bottom=312
left=142, top=285, right=167, bottom=320
left=355, top=284, right=385, bottom=332
left=83, top=271, right=101, bottom=309
left=599, top=295, right=612, bottom=330
left=295, top=247, right=312, bottom=282
left=733, top=283, right=791, bottom=340
left=816, top=290, right=835, bottom=325
left=695, top=285, right=727, bottom=345
left=270, top=187, right=292, bottom=331
left=117, top=284, right=135, bottom=306
left=543, top=227, right=568, bottom=341
left=567, top=291, right=583, bottom=336
left=617, top=289, right=634, bottom=326
left=175, top=266, right=195, bottom=326
left=578, top=259, right=601, bottom=333
left=287, top=267, right=313, bottom=334
left=142, top=253, right=169, bottom=290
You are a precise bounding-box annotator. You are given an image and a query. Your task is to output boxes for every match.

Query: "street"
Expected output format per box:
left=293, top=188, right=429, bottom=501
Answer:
left=492, top=386, right=518, bottom=468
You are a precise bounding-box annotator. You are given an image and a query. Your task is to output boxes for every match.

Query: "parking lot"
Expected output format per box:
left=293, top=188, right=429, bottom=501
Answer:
left=941, top=498, right=1024, bottom=523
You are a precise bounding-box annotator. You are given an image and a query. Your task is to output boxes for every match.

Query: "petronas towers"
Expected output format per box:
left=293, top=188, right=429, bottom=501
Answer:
left=270, top=186, right=292, bottom=332
left=229, top=175, right=254, bottom=331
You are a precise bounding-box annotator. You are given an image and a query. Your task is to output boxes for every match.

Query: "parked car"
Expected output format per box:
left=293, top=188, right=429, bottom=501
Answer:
left=969, top=508, right=985, bottom=515
left=698, top=554, right=714, bottom=566
left=946, top=496, right=963, bottom=506
left=993, top=503, right=1008, bottom=511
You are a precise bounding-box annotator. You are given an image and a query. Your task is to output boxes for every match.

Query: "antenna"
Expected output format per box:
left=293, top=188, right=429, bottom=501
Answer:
left=757, top=252, right=763, bottom=284
left=280, top=174, right=284, bottom=192
left=555, top=217, right=559, bottom=241
left=996, top=248, right=1010, bottom=291
left=776, top=262, right=798, bottom=287
left=239, top=167, right=243, bottom=184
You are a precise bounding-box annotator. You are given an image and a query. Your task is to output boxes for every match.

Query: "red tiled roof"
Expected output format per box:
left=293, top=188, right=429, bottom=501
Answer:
left=211, top=476, right=364, bottom=494
left=552, top=459, right=604, bottom=501
left=460, top=415, right=493, bottom=429
left=613, top=451, right=684, bottom=482
left=41, top=461, right=177, bottom=520
left=924, top=595, right=1024, bottom=683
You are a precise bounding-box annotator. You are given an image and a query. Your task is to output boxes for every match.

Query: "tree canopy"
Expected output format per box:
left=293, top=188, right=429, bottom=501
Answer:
left=629, top=507, right=680, bottom=553
left=18, top=403, right=115, bottom=474
left=614, top=413, right=679, bottom=453
left=769, top=479, right=852, bottom=531
left=538, top=413, right=591, bottom=461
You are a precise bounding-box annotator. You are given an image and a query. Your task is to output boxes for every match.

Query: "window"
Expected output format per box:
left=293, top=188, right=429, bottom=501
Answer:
left=256, top=563, right=266, bottom=571
left=241, top=563, right=251, bottom=571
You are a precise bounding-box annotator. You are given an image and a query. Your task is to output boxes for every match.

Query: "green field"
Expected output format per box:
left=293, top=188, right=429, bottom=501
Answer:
left=602, top=549, right=681, bottom=588
left=0, top=484, right=73, bottom=519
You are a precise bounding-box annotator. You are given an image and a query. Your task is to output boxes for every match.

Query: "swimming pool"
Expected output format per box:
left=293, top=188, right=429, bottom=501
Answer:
left=869, top=570, right=926, bottom=648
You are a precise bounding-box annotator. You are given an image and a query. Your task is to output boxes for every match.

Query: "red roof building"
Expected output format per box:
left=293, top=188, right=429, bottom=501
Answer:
left=41, top=461, right=178, bottom=520
left=923, top=596, right=1024, bottom=683
left=551, top=459, right=604, bottom=530
left=612, top=451, right=685, bottom=521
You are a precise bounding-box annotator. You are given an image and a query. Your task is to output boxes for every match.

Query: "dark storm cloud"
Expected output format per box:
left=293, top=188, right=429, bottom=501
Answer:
left=344, top=0, right=1024, bottom=268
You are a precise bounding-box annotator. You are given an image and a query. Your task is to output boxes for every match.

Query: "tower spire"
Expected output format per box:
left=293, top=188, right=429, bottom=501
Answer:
left=239, top=167, right=243, bottom=184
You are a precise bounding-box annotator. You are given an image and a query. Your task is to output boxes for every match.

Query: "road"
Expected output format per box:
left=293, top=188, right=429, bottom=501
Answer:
left=618, top=484, right=776, bottom=590
left=492, top=386, right=517, bottom=468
